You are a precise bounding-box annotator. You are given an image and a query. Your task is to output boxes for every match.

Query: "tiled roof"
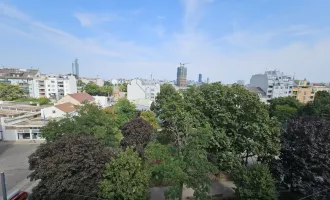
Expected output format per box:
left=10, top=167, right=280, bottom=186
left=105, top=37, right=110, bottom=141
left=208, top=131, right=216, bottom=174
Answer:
left=55, top=102, right=77, bottom=113
left=68, top=92, right=95, bottom=103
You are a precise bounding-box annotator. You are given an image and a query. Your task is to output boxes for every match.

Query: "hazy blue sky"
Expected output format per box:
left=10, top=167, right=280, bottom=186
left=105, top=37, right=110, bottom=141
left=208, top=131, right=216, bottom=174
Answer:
left=1, top=0, right=330, bottom=83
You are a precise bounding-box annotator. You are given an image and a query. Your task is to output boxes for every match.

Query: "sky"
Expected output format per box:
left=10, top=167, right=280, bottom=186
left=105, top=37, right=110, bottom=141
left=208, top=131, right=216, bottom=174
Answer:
left=0, top=0, right=330, bottom=84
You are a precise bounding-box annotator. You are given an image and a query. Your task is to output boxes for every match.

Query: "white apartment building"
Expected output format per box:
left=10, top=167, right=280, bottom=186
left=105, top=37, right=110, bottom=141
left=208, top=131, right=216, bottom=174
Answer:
left=250, top=70, right=294, bottom=101
left=127, top=79, right=160, bottom=102
left=30, top=74, right=77, bottom=100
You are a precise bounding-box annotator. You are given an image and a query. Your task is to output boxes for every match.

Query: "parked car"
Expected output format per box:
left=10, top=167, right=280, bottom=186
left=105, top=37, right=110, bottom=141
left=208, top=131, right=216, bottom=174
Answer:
left=7, top=190, right=28, bottom=200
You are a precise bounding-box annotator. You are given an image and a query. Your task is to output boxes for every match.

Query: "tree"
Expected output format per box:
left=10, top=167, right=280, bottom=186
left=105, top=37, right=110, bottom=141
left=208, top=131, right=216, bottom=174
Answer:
left=273, top=117, right=330, bottom=200
left=297, top=92, right=330, bottom=120
left=314, top=90, right=330, bottom=101
left=145, top=126, right=217, bottom=200
left=84, top=82, right=99, bottom=95
left=100, top=85, right=113, bottom=97
left=0, top=82, right=25, bottom=100
left=84, top=82, right=113, bottom=96
left=185, top=83, right=281, bottom=169
left=141, top=110, right=159, bottom=129
left=38, top=97, right=50, bottom=105
left=268, top=97, right=301, bottom=123
left=41, top=103, right=121, bottom=147
left=120, top=116, right=153, bottom=156
left=104, top=81, right=113, bottom=87
left=114, top=98, right=137, bottom=126
left=28, top=135, right=113, bottom=200
left=119, top=83, right=128, bottom=92
left=232, top=164, right=277, bottom=200
left=272, top=104, right=297, bottom=124
left=99, top=148, right=150, bottom=200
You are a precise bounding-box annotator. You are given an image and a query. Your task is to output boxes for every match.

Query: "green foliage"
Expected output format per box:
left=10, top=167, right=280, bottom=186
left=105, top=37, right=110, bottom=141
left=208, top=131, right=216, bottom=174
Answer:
left=41, top=103, right=121, bottom=147
left=114, top=98, right=137, bottom=126
left=84, top=82, right=113, bottom=96
left=297, top=91, right=330, bottom=120
left=269, top=97, right=301, bottom=123
left=104, top=81, right=113, bottom=86
left=119, top=83, right=128, bottom=92
left=14, top=97, right=51, bottom=105
left=99, top=148, right=150, bottom=200
left=141, top=110, right=160, bottom=129
left=0, top=82, right=25, bottom=100
left=314, top=90, right=330, bottom=101
left=28, top=135, right=113, bottom=200
left=272, top=105, right=297, bottom=123
left=232, top=164, right=277, bottom=200
left=145, top=125, right=217, bottom=200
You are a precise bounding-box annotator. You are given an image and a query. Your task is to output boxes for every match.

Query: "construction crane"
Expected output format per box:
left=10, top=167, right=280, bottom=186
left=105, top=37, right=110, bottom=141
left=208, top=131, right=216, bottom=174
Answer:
left=179, top=62, right=190, bottom=67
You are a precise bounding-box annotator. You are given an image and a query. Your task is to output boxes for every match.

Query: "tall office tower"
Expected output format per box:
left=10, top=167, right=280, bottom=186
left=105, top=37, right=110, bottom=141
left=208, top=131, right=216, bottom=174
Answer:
left=198, top=74, right=202, bottom=82
left=176, top=64, right=187, bottom=87
left=74, top=58, right=79, bottom=78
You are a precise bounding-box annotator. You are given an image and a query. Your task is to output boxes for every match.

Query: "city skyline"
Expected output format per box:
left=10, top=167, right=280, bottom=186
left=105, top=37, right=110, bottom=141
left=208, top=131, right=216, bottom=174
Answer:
left=1, top=1, right=330, bottom=83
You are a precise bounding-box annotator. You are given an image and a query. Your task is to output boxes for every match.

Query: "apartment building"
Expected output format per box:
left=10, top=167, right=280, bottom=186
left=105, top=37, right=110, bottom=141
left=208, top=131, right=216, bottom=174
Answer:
left=0, top=68, right=40, bottom=96
left=30, top=74, right=77, bottom=100
left=293, top=80, right=330, bottom=103
left=250, top=70, right=294, bottom=101
left=127, top=79, right=160, bottom=102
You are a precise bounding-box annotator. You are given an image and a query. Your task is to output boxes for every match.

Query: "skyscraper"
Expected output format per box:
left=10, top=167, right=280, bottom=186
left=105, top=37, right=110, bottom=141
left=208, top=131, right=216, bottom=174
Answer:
left=176, top=64, right=187, bottom=87
left=72, top=59, right=79, bottom=78
left=198, top=74, right=202, bottom=83
left=74, top=58, right=79, bottom=78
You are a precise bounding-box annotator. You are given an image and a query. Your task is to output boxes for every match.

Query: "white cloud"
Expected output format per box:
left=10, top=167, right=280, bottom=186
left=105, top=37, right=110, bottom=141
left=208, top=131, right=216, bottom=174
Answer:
left=73, top=12, right=121, bottom=27
left=1, top=1, right=330, bottom=84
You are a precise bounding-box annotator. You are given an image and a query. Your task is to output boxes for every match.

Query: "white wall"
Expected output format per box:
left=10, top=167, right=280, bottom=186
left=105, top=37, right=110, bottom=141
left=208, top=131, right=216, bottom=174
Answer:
left=93, top=96, right=111, bottom=108
left=127, top=79, right=160, bottom=102
left=42, top=106, right=66, bottom=119
left=3, top=130, right=17, bottom=141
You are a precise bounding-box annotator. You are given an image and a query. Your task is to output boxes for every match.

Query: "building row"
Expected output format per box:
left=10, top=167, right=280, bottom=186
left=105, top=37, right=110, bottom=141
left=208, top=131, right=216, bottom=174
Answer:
left=0, top=68, right=77, bottom=100
left=248, top=70, right=330, bottom=103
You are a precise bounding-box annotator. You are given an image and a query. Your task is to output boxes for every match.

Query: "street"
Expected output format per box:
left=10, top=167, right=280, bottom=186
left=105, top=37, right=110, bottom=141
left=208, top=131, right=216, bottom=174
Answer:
left=0, top=142, right=39, bottom=197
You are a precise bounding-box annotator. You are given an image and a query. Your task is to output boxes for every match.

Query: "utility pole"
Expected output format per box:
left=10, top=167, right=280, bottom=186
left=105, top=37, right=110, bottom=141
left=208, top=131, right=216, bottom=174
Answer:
left=1, top=172, right=7, bottom=200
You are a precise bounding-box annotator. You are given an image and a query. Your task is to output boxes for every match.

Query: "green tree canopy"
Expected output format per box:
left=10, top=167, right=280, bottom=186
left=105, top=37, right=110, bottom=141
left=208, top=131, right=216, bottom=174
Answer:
left=268, top=96, right=302, bottom=123
left=297, top=91, right=330, bottom=120
left=28, top=135, right=113, bottom=200
left=0, top=82, right=25, bottom=100
left=41, top=103, right=121, bottom=147
left=141, top=110, right=160, bottom=129
left=175, top=83, right=280, bottom=169
left=114, top=98, right=137, bottom=126
left=233, top=164, right=277, bottom=200
left=145, top=119, right=217, bottom=200
left=84, top=82, right=113, bottom=96
left=273, top=117, right=330, bottom=200
left=119, top=83, right=128, bottom=92
left=99, top=148, right=150, bottom=200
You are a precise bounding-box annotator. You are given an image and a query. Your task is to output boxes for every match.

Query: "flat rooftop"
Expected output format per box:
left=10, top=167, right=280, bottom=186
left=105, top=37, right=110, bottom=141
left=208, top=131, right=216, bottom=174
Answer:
left=0, top=103, right=42, bottom=111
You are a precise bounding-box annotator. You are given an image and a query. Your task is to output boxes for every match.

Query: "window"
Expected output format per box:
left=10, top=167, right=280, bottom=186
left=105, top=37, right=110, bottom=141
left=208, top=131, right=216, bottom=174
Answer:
left=51, top=81, right=55, bottom=83
left=52, top=110, right=56, bottom=113
left=48, top=89, right=50, bottom=91
left=304, top=91, right=307, bottom=95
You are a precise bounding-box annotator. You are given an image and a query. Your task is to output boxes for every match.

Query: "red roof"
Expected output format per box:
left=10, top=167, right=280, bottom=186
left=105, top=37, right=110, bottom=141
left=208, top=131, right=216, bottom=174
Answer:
left=68, top=92, right=94, bottom=103
left=55, top=102, right=77, bottom=113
